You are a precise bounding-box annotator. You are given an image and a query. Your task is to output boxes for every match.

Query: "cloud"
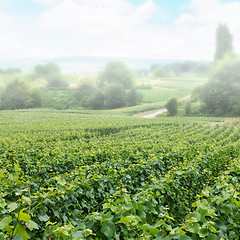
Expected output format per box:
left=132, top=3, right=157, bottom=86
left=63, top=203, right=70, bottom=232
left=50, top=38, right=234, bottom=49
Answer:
left=33, top=0, right=64, bottom=5
left=132, top=1, right=158, bottom=24
left=0, top=11, right=23, bottom=59
left=0, top=11, right=13, bottom=27
left=177, top=0, right=240, bottom=58
left=40, top=0, right=156, bottom=30
left=0, top=32, right=23, bottom=59
left=39, top=0, right=240, bottom=60
left=37, top=0, right=161, bottom=58
left=176, top=14, right=196, bottom=26
left=189, top=0, right=240, bottom=25
left=2, top=0, right=240, bottom=61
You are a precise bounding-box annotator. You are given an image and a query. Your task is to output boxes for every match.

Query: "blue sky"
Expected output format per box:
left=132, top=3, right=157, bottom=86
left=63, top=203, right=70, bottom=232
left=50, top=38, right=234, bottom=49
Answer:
left=0, top=0, right=240, bottom=61
left=2, top=0, right=191, bottom=22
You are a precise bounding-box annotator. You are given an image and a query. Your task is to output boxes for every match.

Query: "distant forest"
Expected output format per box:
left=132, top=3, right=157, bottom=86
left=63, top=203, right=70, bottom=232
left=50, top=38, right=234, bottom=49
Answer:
left=0, top=60, right=210, bottom=111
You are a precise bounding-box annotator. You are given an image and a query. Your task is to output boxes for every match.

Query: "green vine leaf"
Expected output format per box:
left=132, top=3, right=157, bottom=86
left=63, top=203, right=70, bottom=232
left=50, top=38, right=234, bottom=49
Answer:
left=100, top=221, right=116, bottom=239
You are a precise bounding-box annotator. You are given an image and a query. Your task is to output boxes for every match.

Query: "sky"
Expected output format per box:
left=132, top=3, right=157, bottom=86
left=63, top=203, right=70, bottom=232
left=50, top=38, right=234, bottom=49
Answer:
left=0, top=0, right=240, bottom=61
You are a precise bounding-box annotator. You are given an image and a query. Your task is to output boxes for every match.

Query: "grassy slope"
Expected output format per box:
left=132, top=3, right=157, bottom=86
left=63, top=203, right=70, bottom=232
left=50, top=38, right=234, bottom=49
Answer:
left=137, top=74, right=207, bottom=104
left=1, top=110, right=238, bottom=239
left=0, top=108, right=225, bottom=126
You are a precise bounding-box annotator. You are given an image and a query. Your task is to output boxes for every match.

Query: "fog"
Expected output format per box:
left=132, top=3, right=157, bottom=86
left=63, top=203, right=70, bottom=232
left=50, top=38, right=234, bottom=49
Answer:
left=0, top=0, right=240, bottom=116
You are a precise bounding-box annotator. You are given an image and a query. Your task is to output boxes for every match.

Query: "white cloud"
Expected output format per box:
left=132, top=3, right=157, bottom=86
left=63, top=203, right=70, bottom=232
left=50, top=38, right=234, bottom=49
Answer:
left=40, top=0, right=240, bottom=60
left=132, top=1, right=158, bottom=24
left=177, top=0, right=240, bottom=58
left=190, top=0, right=240, bottom=24
left=0, top=11, right=23, bottom=59
left=176, top=14, right=196, bottom=26
left=2, top=0, right=240, bottom=61
left=33, top=0, right=64, bottom=5
left=0, top=11, right=12, bottom=27
left=40, top=0, right=148, bottom=30
left=0, top=32, right=23, bottom=59
left=37, top=0, right=162, bottom=58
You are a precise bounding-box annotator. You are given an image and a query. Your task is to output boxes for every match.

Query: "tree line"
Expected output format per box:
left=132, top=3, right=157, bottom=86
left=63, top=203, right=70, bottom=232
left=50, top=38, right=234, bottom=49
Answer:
left=0, top=61, right=143, bottom=110
left=0, top=58, right=213, bottom=112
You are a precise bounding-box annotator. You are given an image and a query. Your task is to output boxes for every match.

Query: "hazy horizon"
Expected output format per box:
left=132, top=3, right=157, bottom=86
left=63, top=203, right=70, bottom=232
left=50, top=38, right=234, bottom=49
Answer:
left=0, top=55, right=189, bottom=74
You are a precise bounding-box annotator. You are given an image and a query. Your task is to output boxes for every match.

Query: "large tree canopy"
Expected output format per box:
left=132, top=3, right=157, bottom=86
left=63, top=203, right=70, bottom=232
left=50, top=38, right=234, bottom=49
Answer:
left=166, top=97, right=178, bottom=116
left=214, top=23, right=233, bottom=61
left=0, top=80, right=44, bottom=110
left=1, top=80, right=31, bottom=110
left=104, top=83, right=126, bottom=109
left=198, top=55, right=240, bottom=116
left=98, top=61, right=134, bottom=89
left=34, top=62, right=61, bottom=79
left=193, top=24, right=239, bottom=116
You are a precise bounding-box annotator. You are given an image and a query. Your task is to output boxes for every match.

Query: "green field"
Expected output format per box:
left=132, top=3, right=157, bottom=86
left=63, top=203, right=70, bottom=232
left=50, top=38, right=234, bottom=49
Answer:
left=139, top=88, right=189, bottom=103
left=137, top=75, right=207, bottom=104
left=0, top=110, right=239, bottom=239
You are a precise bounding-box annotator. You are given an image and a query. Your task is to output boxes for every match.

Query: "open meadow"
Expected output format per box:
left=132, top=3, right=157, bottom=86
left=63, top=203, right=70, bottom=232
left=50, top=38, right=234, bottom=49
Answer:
left=0, top=110, right=239, bottom=239
left=137, top=74, right=207, bottom=104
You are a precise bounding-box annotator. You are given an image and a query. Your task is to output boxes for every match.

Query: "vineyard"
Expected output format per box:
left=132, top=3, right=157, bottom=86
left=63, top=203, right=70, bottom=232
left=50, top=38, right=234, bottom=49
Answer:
left=0, top=111, right=240, bottom=239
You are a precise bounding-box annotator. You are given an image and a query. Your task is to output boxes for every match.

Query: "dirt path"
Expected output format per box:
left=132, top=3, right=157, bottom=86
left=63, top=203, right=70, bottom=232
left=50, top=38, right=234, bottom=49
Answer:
left=142, top=109, right=167, bottom=118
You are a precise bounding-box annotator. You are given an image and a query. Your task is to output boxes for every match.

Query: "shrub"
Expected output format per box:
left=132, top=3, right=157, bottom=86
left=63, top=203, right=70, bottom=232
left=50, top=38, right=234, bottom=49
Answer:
left=166, top=97, right=178, bottom=116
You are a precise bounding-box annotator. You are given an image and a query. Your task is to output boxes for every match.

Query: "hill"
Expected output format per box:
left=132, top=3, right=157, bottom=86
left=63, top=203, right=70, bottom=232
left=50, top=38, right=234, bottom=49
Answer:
left=0, top=109, right=239, bottom=239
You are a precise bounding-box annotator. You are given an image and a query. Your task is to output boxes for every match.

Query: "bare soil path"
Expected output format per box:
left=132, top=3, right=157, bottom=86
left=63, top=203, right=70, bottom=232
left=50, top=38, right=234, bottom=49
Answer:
left=142, top=109, right=167, bottom=118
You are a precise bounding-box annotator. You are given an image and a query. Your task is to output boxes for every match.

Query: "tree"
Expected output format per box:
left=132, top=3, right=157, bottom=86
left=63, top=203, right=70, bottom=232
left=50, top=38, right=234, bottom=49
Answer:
left=104, top=84, right=126, bottom=109
left=192, top=26, right=239, bottom=116
left=98, top=61, right=134, bottom=89
left=165, top=61, right=211, bottom=75
left=1, top=68, right=22, bottom=74
left=126, top=88, right=143, bottom=107
left=34, top=63, right=61, bottom=79
left=150, top=64, right=171, bottom=78
left=214, top=23, right=233, bottom=61
left=43, top=90, right=75, bottom=110
left=47, top=74, right=67, bottom=88
left=75, top=81, right=96, bottom=108
left=89, top=90, right=105, bottom=110
left=1, top=80, right=31, bottom=110
left=193, top=61, right=211, bottom=74
left=95, top=61, right=142, bottom=109
left=30, top=88, right=43, bottom=108
left=166, top=97, right=178, bottom=116
left=184, top=100, right=192, bottom=116
left=198, top=54, right=240, bottom=116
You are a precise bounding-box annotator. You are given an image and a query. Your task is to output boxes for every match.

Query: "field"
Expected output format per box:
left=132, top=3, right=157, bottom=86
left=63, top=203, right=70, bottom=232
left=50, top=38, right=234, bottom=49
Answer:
left=137, top=75, right=207, bottom=104
left=0, top=110, right=240, bottom=239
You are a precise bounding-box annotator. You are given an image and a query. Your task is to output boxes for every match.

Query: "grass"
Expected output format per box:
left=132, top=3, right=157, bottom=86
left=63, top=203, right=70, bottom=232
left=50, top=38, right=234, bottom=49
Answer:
left=159, top=80, right=204, bottom=90
left=136, top=74, right=207, bottom=105
left=139, top=88, right=190, bottom=103
left=3, top=108, right=226, bottom=123
left=110, top=102, right=165, bottom=115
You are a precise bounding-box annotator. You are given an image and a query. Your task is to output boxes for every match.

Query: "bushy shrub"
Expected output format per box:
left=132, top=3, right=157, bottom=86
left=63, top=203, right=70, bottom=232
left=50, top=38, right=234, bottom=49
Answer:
left=166, top=97, right=178, bottom=116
